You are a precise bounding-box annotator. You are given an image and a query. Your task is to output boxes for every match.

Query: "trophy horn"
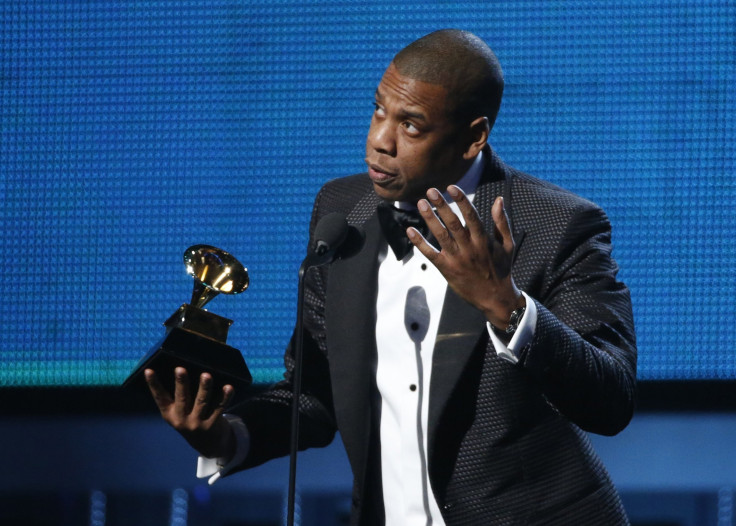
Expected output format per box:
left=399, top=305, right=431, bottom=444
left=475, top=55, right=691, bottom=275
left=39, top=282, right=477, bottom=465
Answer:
left=184, top=245, right=249, bottom=309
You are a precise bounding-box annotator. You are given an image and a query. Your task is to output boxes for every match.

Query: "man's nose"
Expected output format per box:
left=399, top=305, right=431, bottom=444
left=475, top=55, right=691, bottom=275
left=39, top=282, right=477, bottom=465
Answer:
left=368, top=119, right=396, bottom=156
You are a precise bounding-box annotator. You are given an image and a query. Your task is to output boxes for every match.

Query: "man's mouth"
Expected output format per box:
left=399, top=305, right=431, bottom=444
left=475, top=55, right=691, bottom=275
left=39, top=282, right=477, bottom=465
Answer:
left=367, top=162, right=397, bottom=185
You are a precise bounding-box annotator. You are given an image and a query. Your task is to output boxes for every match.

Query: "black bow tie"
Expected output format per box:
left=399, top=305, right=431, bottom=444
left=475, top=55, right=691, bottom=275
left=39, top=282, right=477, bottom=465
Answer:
left=377, top=202, right=430, bottom=260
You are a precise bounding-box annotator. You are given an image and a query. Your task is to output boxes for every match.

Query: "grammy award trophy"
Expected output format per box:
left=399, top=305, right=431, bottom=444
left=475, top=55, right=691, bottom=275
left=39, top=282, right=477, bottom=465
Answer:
left=123, top=245, right=252, bottom=401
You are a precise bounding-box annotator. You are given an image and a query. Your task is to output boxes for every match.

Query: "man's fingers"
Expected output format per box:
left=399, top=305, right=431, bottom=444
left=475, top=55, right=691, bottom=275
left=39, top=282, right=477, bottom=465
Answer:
left=192, top=372, right=237, bottom=422
left=447, top=185, right=484, bottom=238
left=407, top=226, right=440, bottom=261
left=424, top=189, right=469, bottom=249
left=199, top=385, right=236, bottom=430
left=491, top=196, right=513, bottom=247
left=192, top=372, right=213, bottom=417
left=144, top=369, right=173, bottom=409
left=416, top=197, right=458, bottom=254
left=208, top=384, right=235, bottom=423
left=416, top=196, right=443, bottom=232
left=173, top=367, right=192, bottom=416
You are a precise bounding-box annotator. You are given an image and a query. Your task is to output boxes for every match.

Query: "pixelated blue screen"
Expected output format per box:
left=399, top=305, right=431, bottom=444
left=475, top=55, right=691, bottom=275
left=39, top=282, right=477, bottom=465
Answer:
left=2, top=1, right=734, bottom=386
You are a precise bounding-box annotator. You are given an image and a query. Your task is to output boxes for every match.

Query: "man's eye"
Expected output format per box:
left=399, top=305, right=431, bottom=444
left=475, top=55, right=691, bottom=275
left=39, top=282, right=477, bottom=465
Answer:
left=373, top=103, right=385, bottom=116
left=403, top=122, right=419, bottom=134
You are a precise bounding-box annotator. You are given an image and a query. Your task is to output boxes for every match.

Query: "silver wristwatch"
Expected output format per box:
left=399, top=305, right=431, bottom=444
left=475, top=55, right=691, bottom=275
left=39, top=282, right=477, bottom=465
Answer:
left=504, top=306, right=526, bottom=335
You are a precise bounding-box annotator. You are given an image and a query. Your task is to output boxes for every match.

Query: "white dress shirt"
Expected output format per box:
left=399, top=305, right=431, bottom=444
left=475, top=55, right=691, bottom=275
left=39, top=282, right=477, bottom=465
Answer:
left=199, top=151, right=538, bottom=526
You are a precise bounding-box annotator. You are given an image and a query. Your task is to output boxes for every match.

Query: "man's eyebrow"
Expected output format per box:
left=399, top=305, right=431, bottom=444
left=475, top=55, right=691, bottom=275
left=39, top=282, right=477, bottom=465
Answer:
left=402, top=109, right=427, bottom=122
left=374, top=89, right=428, bottom=122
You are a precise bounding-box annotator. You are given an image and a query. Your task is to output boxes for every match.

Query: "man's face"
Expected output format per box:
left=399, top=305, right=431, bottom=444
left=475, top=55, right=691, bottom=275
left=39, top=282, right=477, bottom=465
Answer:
left=365, top=64, right=471, bottom=203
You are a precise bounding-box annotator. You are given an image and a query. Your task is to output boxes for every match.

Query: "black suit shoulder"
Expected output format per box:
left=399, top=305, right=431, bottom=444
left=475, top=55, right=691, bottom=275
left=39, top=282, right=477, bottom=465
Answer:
left=505, top=168, right=619, bottom=291
left=312, top=173, right=374, bottom=218
left=507, top=169, right=609, bottom=232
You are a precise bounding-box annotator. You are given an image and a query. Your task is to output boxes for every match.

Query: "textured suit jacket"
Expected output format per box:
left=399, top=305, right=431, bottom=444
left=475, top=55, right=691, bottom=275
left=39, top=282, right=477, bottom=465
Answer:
left=234, top=147, right=637, bottom=525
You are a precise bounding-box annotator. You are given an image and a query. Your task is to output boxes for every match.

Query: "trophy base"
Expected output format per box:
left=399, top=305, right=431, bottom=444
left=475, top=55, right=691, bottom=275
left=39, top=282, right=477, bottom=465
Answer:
left=123, top=305, right=253, bottom=405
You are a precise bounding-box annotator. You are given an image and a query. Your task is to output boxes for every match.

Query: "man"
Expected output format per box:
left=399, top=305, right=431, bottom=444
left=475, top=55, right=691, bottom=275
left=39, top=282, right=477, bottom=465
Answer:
left=146, top=29, right=637, bottom=525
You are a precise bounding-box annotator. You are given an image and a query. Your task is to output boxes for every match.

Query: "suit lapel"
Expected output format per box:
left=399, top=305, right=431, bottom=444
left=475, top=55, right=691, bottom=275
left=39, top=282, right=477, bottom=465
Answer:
left=428, top=287, right=488, bottom=441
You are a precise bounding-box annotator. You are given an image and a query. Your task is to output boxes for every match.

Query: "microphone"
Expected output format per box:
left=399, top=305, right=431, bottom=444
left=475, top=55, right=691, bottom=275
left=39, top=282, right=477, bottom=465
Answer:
left=313, top=212, right=349, bottom=257
left=300, top=212, right=360, bottom=273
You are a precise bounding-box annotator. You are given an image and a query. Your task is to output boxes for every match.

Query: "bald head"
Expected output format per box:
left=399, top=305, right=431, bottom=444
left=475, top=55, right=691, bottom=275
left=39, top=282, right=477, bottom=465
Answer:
left=392, top=29, right=504, bottom=128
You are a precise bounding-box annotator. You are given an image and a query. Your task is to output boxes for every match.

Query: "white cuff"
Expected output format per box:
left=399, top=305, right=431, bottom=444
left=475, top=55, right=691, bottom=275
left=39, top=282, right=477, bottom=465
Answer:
left=195, top=413, right=250, bottom=485
left=487, top=291, right=537, bottom=364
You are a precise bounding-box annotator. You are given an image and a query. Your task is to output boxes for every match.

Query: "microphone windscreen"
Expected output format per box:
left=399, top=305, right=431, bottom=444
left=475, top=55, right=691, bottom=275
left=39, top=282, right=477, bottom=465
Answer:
left=314, top=212, right=349, bottom=255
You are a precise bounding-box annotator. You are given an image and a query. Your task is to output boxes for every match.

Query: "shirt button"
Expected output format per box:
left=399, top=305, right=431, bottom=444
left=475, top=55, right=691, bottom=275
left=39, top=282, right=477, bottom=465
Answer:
left=421, top=263, right=427, bottom=270
left=409, top=384, right=417, bottom=391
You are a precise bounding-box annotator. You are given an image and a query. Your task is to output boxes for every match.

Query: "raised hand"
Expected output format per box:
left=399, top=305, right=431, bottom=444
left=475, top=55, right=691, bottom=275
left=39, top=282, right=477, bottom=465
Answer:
left=407, top=185, right=525, bottom=329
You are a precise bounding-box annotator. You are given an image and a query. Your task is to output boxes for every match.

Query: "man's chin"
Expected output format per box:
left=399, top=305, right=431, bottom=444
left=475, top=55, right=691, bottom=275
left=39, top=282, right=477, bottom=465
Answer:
left=371, top=180, right=423, bottom=204
left=371, top=181, right=400, bottom=202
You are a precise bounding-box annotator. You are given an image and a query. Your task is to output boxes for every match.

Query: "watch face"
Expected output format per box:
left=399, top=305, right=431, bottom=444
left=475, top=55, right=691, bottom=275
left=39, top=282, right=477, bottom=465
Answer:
left=506, top=307, right=526, bottom=334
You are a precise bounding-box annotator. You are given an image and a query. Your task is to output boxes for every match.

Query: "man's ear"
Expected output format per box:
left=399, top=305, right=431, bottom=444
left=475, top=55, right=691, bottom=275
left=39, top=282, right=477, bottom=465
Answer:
left=463, top=116, right=490, bottom=160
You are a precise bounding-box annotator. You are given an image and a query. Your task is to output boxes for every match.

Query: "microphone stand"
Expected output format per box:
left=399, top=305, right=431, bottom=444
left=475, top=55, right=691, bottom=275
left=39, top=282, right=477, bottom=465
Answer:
left=287, top=245, right=338, bottom=526
left=285, top=212, right=349, bottom=526
left=286, top=258, right=310, bottom=526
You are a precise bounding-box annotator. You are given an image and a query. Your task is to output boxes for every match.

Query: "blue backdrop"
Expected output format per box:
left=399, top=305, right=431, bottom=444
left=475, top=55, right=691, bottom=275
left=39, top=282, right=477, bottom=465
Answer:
left=2, top=1, right=734, bottom=386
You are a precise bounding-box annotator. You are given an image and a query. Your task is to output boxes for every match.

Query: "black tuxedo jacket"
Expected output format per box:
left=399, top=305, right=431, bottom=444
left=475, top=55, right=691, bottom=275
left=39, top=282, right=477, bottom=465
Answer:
left=234, top=148, right=637, bottom=525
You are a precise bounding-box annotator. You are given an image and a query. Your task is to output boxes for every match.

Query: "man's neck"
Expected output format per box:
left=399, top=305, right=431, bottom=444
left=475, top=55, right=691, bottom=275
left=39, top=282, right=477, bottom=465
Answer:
left=395, top=150, right=485, bottom=210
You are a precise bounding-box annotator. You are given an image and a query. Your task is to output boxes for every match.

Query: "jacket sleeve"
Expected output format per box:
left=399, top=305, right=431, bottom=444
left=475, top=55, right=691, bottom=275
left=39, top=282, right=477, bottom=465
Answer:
left=515, top=200, right=637, bottom=436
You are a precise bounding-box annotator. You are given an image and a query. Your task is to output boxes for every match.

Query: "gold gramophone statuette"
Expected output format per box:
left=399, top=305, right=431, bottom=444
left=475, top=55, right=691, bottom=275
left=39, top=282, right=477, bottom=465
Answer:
left=123, top=245, right=253, bottom=401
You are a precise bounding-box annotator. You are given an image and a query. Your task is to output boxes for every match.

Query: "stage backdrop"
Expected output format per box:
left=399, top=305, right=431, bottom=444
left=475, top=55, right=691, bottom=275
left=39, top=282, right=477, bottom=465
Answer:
left=2, top=1, right=734, bottom=386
